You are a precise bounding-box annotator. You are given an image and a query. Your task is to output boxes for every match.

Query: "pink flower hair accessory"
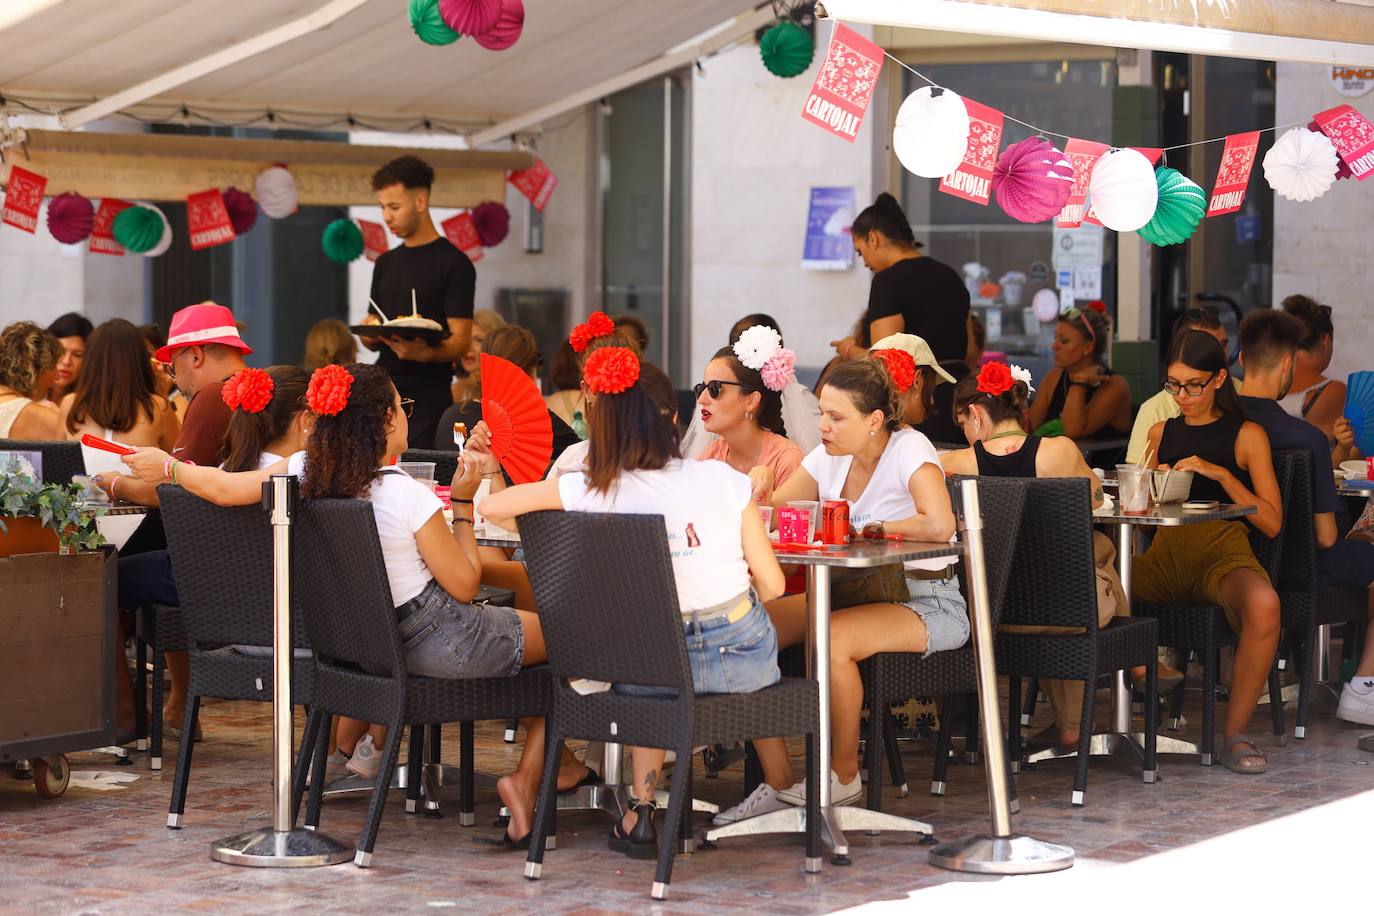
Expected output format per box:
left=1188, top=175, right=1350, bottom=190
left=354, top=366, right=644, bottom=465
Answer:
left=760, top=348, right=796, bottom=392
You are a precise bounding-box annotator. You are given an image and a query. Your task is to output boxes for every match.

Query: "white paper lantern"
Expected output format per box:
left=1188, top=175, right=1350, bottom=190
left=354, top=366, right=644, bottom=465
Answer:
left=1031, top=288, right=1060, bottom=324
left=1263, top=127, right=1338, bottom=202
left=254, top=166, right=299, bottom=219
left=892, top=86, right=969, bottom=179
left=144, top=205, right=173, bottom=257
left=1087, top=148, right=1159, bottom=232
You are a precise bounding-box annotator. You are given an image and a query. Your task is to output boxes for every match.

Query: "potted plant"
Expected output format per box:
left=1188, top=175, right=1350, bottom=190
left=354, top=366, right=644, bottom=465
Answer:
left=0, top=474, right=105, bottom=557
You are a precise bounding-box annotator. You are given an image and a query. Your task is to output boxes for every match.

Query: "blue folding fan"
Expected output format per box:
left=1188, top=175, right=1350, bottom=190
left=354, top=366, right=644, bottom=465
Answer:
left=1345, top=371, right=1374, bottom=457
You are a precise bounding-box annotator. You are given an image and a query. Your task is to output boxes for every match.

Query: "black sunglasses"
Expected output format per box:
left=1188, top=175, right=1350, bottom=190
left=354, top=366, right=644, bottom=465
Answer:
left=693, top=380, right=755, bottom=399
left=1184, top=305, right=1220, bottom=320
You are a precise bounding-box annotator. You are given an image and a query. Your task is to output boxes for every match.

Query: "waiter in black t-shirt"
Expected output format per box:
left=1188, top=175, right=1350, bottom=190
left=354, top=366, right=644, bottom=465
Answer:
left=360, top=155, right=474, bottom=448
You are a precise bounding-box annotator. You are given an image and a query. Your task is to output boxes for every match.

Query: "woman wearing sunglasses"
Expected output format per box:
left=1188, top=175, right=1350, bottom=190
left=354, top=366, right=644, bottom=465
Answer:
left=1028, top=304, right=1132, bottom=441
left=1135, top=330, right=1283, bottom=775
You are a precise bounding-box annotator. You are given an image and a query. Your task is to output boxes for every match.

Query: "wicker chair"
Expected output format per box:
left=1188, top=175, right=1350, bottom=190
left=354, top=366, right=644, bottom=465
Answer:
left=158, top=485, right=317, bottom=827
left=517, top=510, right=820, bottom=901
left=1134, top=450, right=1299, bottom=764
left=132, top=599, right=186, bottom=770
left=857, top=476, right=1026, bottom=810
left=996, top=477, right=1160, bottom=806
left=400, top=449, right=458, bottom=487
left=0, top=438, right=84, bottom=483
left=293, top=498, right=552, bottom=867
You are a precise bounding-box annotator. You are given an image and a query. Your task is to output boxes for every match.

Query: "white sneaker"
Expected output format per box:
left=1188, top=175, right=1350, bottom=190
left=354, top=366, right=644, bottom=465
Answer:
left=711, top=782, right=790, bottom=826
left=776, top=771, right=862, bottom=808
left=345, top=735, right=381, bottom=779
left=324, top=750, right=350, bottom=783
left=1337, top=680, right=1374, bottom=725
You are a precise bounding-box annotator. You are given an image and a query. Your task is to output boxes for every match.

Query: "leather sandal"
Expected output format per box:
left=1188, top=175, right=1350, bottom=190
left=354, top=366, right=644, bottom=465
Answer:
left=608, top=802, right=658, bottom=860
left=1219, top=736, right=1268, bottom=774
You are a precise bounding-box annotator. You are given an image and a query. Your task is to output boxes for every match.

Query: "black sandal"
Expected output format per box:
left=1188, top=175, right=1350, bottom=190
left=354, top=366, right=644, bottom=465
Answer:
left=608, top=802, right=658, bottom=859
left=484, top=830, right=532, bottom=851
left=557, top=766, right=598, bottom=795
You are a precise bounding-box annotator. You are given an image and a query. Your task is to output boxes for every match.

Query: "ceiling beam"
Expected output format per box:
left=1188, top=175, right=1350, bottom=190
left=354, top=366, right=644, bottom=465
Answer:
left=60, top=0, right=372, bottom=130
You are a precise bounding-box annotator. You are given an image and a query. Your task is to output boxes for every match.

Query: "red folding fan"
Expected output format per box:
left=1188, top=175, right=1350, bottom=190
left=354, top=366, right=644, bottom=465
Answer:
left=480, top=353, right=553, bottom=484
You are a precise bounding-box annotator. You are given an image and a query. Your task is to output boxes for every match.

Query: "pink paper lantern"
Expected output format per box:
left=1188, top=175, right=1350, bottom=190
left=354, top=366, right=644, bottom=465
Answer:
left=439, top=0, right=501, bottom=35
left=992, top=137, right=1075, bottom=223
left=473, top=0, right=523, bottom=50
left=472, top=201, right=510, bottom=247
left=47, top=192, right=95, bottom=244
left=222, top=187, right=259, bottom=234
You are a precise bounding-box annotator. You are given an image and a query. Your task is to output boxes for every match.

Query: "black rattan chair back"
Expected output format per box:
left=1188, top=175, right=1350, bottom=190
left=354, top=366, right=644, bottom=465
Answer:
left=1248, top=450, right=1298, bottom=578
left=400, top=449, right=458, bottom=488
left=0, top=438, right=84, bottom=483
left=518, top=510, right=693, bottom=694
left=1274, top=449, right=1316, bottom=591
left=998, top=476, right=1100, bottom=631
left=949, top=475, right=1027, bottom=626
left=293, top=498, right=406, bottom=678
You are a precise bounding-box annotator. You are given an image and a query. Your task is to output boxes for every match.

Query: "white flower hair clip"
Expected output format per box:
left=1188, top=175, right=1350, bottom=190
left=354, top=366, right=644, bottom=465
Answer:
left=1010, top=364, right=1035, bottom=394
left=732, top=324, right=783, bottom=371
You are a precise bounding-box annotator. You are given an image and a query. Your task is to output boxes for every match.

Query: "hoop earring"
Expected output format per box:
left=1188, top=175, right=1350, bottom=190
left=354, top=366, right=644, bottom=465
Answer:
left=974, top=415, right=983, bottom=435
left=745, top=410, right=753, bottom=421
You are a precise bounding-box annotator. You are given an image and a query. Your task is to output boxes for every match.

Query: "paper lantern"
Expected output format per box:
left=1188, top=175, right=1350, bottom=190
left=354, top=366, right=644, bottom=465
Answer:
left=471, top=201, right=510, bottom=247
left=254, top=166, right=298, bottom=219
left=47, top=192, right=94, bottom=244
left=473, top=0, right=523, bottom=50
left=1137, top=167, right=1206, bottom=247
left=892, top=86, right=969, bottom=179
left=145, top=206, right=173, bottom=257
left=1264, top=127, right=1339, bottom=203
left=322, top=219, right=364, bottom=263
left=1031, top=288, right=1060, bottom=324
left=1087, top=148, right=1159, bottom=232
left=759, top=20, right=814, bottom=78
left=222, top=187, right=259, bottom=235
left=992, top=137, right=1074, bottom=223
left=1308, top=120, right=1352, bottom=180
left=409, top=0, right=460, bottom=45
left=112, top=205, right=164, bottom=254
left=439, top=0, right=501, bottom=35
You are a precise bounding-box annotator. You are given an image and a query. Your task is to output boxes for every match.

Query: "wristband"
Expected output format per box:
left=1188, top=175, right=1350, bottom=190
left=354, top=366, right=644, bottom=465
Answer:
left=163, top=456, right=175, bottom=481
left=451, top=517, right=474, bottom=526
left=110, top=476, right=119, bottom=499
left=171, top=460, right=180, bottom=486
left=452, top=498, right=474, bottom=504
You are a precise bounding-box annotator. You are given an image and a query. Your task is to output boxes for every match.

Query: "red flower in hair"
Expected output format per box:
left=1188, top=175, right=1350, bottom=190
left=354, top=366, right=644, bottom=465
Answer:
left=1086, top=299, right=1107, bottom=314
left=306, top=364, right=354, bottom=416
left=582, top=346, right=640, bottom=395
left=221, top=367, right=275, bottom=414
left=976, top=362, right=1015, bottom=397
left=569, top=310, right=616, bottom=353
left=871, top=349, right=916, bottom=393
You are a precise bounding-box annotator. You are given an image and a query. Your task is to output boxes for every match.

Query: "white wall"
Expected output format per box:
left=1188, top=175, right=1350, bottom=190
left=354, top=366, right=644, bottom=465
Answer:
left=689, top=21, right=875, bottom=377
left=1273, top=62, right=1374, bottom=383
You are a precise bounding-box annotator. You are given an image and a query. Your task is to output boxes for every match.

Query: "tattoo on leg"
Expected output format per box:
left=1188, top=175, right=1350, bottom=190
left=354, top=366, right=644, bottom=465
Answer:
left=641, top=768, right=658, bottom=798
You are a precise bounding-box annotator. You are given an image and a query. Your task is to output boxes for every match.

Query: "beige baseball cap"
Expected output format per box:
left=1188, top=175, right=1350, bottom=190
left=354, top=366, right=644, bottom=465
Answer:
left=869, top=333, right=957, bottom=384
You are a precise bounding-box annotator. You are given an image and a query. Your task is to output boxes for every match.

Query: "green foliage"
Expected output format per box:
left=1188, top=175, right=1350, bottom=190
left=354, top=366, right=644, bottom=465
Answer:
left=0, top=474, right=106, bottom=553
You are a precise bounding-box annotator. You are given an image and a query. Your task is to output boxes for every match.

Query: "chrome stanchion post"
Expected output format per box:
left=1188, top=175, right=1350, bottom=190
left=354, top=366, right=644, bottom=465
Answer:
left=211, top=476, right=351, bottom=867
left=929, top=479, right=1074, bottom=874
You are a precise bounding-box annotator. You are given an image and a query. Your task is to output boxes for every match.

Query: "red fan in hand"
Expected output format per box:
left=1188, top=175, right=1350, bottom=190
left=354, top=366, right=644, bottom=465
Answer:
left=480, top=353, right=553, bottom=484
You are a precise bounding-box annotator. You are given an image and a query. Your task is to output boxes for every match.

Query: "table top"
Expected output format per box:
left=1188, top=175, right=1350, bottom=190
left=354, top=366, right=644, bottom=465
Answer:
left=1094, top=502, right=1255, bottom=526
left=1338, top=480, right=1374, bottom=498
left=79, top=500, right=150, bottom=517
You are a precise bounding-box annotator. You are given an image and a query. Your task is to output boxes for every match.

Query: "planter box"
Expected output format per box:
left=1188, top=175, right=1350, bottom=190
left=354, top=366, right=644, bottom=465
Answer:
left=0, top=516, right=60, bottom=558
left=0, top=547, right=118, bottom=762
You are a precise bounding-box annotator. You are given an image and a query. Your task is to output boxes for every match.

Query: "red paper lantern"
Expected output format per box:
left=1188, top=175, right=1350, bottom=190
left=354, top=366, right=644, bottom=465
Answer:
left=47, top=192, right=95, bottom=244
left=472, top=201, right=510, bottom=246
left=473, top=0, right=523, bottom=50
left=439, top=0, right=501, bottom=35
left=222, top=187, right=259, bottom=234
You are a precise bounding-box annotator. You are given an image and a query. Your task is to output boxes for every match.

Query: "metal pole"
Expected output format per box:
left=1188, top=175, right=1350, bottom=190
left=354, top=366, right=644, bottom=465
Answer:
left=1112, top=523, right=1135, bottom=734
left=211, top=476, right=351, bottom=867
left=929, top=479, right=1075, bottom=874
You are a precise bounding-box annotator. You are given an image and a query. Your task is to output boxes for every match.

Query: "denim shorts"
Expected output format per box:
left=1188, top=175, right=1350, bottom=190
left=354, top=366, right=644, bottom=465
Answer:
left=396, top=580, right=525, bottom=680
left=902, top=576, right=970, bottom=658
left=615, top=596, right=780, bottom=698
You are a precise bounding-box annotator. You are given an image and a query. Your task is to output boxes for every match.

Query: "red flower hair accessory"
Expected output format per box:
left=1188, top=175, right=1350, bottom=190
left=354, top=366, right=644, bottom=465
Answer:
left=569, top=310, right=615, bottom=353
left=306, top=364, right=354, bottom=416
left=976, top=361, right=1015, bottom=397
left=871, top=348, right=916, bottom=393
left=1086, top=299, right=1107, bottom=314
left=221, top=367, right=275, bottom=414
left=582, top=346, right=640, bottom=395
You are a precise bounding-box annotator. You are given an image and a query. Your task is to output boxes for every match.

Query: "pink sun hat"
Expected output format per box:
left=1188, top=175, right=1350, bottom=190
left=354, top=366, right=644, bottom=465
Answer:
left=155, top=301, right=252, bottom=363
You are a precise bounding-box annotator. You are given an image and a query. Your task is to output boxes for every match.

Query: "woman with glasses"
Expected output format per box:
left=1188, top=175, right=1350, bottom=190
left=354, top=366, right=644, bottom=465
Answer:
left=1126, top=308, right=1229, bottom=464
left=1028, top=304, right=1132, bottom=441
left=1134, top=330, right=1283, bottom=775
left=1280, top=295, right=1348, bottom=450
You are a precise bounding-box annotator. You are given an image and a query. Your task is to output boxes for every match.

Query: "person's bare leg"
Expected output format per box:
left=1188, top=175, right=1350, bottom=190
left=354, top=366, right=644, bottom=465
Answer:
left=752, top=736, right=796, bottom=789
left=481, top=560, right=536, bottom=613
left=336, top=717, right=370, bottom=754
left=1219, top=570, right=1281, bottom=756
left=498, top=715, right=548, bottom=841
left=1356, top=591, right=1374, bottom=677
left=163, top=650, right=190, bottom=729
left=619, top=747, right=666, bottom=833
left=763, top=593, right=810, bottom=650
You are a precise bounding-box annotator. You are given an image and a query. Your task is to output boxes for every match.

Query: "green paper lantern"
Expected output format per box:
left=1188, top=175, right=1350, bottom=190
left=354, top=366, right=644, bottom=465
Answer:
left=322, top=218, right=364, bottom=263
left=409, top=0, right=460, bottom=46
left=112, top=205, right=164, bottom=254
left=760, top=21, right=814, bottom=79
left=1137, top=167, right=1206, bottom=247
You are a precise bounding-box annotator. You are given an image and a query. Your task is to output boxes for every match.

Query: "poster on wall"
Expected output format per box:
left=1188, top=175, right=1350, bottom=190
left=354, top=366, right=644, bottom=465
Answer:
left=802, top=187, right=856, bottom=271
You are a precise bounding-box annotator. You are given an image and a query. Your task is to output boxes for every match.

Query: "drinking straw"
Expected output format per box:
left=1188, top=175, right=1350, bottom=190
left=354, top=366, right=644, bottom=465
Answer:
left=368, top=298, right=387, bottom=322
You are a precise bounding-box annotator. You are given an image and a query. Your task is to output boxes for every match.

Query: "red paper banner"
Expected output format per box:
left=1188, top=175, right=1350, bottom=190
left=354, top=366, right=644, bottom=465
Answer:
left=1207, top=131, right=1260, bottom=216
left=1055, top=139, right=1110, bottom=228
left=1083, top=147, right=1163, bottom=226
left=90, top=199, right=134, bottom=255
left=442, top=211, right=484, bottom=263
left=2, top=165, right=47, bottom=233
left=800, top=23, right=884, bottom=143
left=508, top=159, right=557, bottom=212
left=938, top=99, right=1004, bottom=206
left=1312, top=104, right=1374, bottom=180
left=358, top=219, right=388, bottom=261
left=186, top=189, right=236, bottom=250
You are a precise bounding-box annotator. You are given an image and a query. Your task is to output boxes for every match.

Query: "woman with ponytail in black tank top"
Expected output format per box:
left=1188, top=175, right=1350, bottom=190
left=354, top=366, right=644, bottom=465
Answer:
left=1135, top=330, right=1283, bottom=775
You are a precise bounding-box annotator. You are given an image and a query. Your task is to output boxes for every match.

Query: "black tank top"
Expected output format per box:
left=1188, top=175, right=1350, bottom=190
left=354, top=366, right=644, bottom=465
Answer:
left=973, top=435, right=1041, bottom=479
left=1156, top=412, right=1250, bottom=504
left=1044, top=366, right=1113, bottom=421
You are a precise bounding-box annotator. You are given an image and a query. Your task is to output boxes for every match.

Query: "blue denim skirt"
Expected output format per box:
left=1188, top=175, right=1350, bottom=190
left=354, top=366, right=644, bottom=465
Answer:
left=396, top=580, right=525, bottom=679
left=902, top=576, right=970, bottom=658
left=615, top=595, right=780, bottom=697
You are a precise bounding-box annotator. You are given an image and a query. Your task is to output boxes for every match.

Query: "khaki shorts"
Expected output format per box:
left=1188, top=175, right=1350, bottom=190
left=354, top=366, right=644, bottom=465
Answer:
left=1130, top=520, right=1268, bottom=632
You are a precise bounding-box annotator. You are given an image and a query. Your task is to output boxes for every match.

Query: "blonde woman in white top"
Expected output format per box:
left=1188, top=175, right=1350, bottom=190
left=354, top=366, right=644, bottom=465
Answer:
left=0, top=322, right=63, bottom=440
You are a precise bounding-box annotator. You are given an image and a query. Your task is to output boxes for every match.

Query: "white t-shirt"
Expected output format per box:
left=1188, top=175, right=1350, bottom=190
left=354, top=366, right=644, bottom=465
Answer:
left=257, top=450, right=286, bottom=470
left=546, top=439, right=589, bottom=480
left=800, top=427, right=950, bottom=571
left=287, top=452, right=443, bottom=607
left=558, top=459, right=753, bottom=614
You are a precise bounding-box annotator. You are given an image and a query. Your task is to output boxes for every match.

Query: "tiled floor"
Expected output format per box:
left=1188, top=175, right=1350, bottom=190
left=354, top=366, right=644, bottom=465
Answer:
left=2, top=685, right=1372, bottom=914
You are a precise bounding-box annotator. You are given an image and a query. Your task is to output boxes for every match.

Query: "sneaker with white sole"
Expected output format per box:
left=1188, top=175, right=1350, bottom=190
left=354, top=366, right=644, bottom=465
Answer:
left=711, top=782, right=791, bottom=826
left=1337, top=680, right=1374, bottom=725
left=776, top=771, right=862, bottom=807
left=345, top=735, right=381, bottom=780
left=324, top=750, right=351, bottom=783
